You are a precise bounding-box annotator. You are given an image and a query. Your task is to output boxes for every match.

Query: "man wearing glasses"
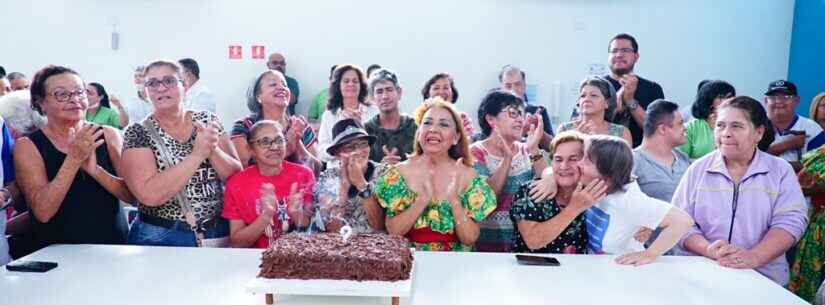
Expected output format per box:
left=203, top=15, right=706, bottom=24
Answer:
left=573, top=33, right=665, bottom=148
left=267, top=52, right=300, bottom=116
left=765, top=80, right=825, bottom=162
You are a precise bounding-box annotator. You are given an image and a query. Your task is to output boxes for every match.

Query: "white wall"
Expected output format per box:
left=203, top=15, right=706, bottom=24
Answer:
left=0, top=0, right=794, bottom=128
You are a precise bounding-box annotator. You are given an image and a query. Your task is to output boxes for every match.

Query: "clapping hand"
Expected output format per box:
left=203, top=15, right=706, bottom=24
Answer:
left=258, top=183, right=278, bottom=221
left=525, top=113, right=544, bottom=153
left=67, top=124, right=104, bottom=175
left=193, top=121, right=220, bottom=159
left=381, top=145, right=401, bottom=165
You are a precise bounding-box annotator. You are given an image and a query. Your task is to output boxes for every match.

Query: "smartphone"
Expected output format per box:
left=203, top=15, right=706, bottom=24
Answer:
left=515, top=254, right=561, bottom=266
left=5, top=260, right=58, bottom=273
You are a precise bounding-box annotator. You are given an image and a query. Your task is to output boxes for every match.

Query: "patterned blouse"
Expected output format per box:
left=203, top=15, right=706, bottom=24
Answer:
left=375, top=166, right=497, bottom=251
left=123, top=111, right=225, bottom=222
left=314, top=160, right=386, bottom=234
left=510, top=182, right=588, bottom=254
left=470, top=142, right=534, bottom=252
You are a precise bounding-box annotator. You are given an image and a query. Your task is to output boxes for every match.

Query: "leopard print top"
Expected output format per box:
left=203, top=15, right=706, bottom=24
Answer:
left=123, top=111, right=224, bottom=222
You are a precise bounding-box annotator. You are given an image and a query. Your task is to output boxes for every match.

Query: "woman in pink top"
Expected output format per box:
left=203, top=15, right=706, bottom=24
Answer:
left=673, top=96, right=808, bottom=285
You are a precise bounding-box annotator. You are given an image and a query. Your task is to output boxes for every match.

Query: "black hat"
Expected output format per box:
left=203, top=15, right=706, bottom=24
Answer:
left=326, top=119, right=376, bottom=156
left=765, top=80, right=798, bottom=96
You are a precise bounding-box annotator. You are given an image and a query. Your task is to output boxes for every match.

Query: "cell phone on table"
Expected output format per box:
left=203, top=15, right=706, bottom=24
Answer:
left=515, top=254, right=561, bottom=266
left=5, top=260, right=58, bottom=273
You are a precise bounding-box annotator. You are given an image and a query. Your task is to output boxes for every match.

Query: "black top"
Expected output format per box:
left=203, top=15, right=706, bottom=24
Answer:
left=510, top=182, right=587, bottom=254
left=604, top=75, right=665, bottom=147
left=364, top=114, right=418, bottom=163
left=28, top=129, right=124, bottom=248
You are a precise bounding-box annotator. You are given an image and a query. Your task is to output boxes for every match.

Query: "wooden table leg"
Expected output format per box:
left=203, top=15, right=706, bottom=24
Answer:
left=391, top=296, right=399, bottom=305
left=265, top=293, right=274, bottom=305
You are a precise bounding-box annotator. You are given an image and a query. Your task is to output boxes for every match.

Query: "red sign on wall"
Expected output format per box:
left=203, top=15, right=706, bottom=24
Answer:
left=251, top=45, right=266, bottom=59
left=228, top=45, right=242, bottom=59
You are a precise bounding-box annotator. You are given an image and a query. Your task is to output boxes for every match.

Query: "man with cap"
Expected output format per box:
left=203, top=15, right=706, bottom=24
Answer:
left=765, top=80, right=825, bottom=163
left=313, top=118, right=385, bottom=234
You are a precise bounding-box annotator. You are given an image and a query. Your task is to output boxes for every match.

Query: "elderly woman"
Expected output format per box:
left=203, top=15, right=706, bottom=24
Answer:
left=809, top=92, right=825, bottom=130
left=122, top=59, right=241, bottom=247
left=470, top=90, right=546, bottom=252
left=222, top=120, right=314, bottom=248
left=376, top=98, right=496, bottom=251
left=674, top=96, right=807, bottom=285
left=86, top=82, right=127, bottom=129
left=317, top=64, right=379, bottom=160
left=678, top=80, right=736, bottom=159
left=14, top=65, right=134, bottom=250
left=232, top=70, right=317, bottom=168
left=314, top=119, right=385, bottom=234
left=560, top=77, right=632, bottom=144
left=511, top=131, right=605, bottom=253
left=421, top=73, right=477, bottom=138
left=578, top=135, right=693, bottom=265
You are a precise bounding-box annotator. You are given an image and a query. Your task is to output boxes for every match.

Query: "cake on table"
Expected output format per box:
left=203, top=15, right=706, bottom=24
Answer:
left=259, top=233, right=413, bottom=282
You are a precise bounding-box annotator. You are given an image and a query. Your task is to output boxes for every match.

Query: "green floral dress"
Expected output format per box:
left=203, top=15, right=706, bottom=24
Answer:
left=790, top=147, right=825, bottom=302
left=375, top=166, right=497, bottom=251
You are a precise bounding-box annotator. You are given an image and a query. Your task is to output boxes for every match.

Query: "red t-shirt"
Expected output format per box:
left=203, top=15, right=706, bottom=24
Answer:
left=222, top=162, right=315, bottom=248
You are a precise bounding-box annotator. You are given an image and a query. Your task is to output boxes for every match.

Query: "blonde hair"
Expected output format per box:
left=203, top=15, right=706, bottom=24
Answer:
left=549, top=130, right=587, bottom=156
left=809, top=92, right=825, bottom=122
left=411, top=97, right=473, bottom=167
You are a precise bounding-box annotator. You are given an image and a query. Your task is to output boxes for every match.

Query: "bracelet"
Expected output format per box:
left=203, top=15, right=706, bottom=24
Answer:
left=530, top=153, right=544, bottom=163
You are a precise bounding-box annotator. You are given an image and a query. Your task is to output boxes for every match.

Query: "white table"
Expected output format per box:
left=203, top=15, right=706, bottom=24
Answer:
left=0, top=244, right=807, bottom=305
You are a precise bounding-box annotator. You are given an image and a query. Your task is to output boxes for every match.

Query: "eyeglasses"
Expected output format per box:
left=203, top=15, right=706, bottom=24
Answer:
left=49, top=89, right=87, bottom=102
left=766, top=95, right=795, bottom=102
left=250, top=136, right=286, bottom=149
left=609, top=48, right=635, bottom=55
left=339, top=140, right=370, bottom=153
left=503, top=106, right=525, bottom=119
left=144, top=76, right=182, bottom=91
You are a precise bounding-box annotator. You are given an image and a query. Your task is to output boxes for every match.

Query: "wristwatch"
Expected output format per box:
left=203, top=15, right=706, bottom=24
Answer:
left=357, top=183, right=373, bottom=199
left=625, top=99, right=640, bottom=110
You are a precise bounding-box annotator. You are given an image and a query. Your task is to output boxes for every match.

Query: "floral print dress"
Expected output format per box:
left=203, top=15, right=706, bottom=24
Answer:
left=375, top=166, right=497, bottom=251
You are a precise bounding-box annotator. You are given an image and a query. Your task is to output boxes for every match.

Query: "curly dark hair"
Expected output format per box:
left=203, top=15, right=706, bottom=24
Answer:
left=327, top=64, right=369, bottom=114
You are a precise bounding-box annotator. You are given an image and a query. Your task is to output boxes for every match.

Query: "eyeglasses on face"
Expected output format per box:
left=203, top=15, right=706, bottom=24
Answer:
left=144, top=76, right=183, bottom=91
left=608, top=48, right=635, bottom=55
left=49, top=88, right=87, bottom=102
left=339, top=140, right=370, bottom=153
left=250, top=136, right=286, bottom=149
left=502, top=106, right=525, bottom=119
left=766, top=95, right=794, bottom=102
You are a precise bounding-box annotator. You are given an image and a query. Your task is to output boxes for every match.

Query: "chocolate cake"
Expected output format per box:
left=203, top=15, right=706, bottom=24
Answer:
left=259, top=233, right=413, bottom=282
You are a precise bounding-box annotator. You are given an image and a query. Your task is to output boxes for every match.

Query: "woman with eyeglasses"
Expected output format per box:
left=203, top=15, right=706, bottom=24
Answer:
left=222, top=120, right=314, bottom=248
left=317, top=64, right=379, bottom=161
left=232, top=70, right=317, bottom=169
left=314, top=118, right=385, bottom=234
left=678, top=80, right=735, bottom=159
left=559, top=76, right=633, bottom=144
left=14, top=65, right=134, bottom=250
left=121, top=59, right=241, bottom=247
left=469, top=90, right=546, bottom=252
left=674, top=96, right=807, bottom=285
left=376, top=98, right=496, bottom=251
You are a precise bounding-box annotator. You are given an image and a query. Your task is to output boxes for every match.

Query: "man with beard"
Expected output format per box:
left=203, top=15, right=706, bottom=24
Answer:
left=573, top=34, right=665, bottom=147
left=267, top=52, right=300, bottom=115
left=363, top=68, right=417, bottom=164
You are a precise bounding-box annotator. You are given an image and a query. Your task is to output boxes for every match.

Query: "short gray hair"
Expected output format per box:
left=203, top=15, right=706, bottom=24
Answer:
left=368, top=68, right=399, bottom=97
left=6, top=72, right=26, bottom=81
left=584, top=134, right=633, bottom=192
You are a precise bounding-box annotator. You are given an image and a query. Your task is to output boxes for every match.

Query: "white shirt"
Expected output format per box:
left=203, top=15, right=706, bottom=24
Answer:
left=123, top=95, right=153, bottom=126
left=773, top=115, right=825, bottom=162
left=317, top=104, right=379, bottom=161
left=184, top=80, right=217, bottom=113
left=585, top=181, right=673, bottom=255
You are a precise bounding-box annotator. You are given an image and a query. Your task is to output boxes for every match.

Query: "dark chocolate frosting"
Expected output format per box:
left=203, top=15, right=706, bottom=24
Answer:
left=259, top=233, right=413, bottom=282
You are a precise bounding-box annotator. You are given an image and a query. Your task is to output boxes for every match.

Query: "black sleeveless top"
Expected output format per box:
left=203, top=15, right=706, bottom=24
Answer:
left=28, top=129, right=124, bottom=247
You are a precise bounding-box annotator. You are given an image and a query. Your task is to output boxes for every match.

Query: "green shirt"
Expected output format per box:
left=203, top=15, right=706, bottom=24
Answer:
left=86, top=106, right=121, bottom=129
left=307, top=88, right=329, bottom=122
left=678, top=118, right=715, bottom=159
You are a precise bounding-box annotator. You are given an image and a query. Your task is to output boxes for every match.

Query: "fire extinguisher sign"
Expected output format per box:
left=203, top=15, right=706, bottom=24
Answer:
left=228, top=45, right=242, bottom=59
left=251, top=45, right=266, bottom=59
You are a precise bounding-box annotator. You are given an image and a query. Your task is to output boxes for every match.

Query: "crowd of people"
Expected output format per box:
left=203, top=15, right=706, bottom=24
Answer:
left=1, top=33, right=824, bottom=303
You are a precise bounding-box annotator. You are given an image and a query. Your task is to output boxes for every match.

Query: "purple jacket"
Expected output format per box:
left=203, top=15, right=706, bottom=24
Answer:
left=672, top=150, right=808, bottom=285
